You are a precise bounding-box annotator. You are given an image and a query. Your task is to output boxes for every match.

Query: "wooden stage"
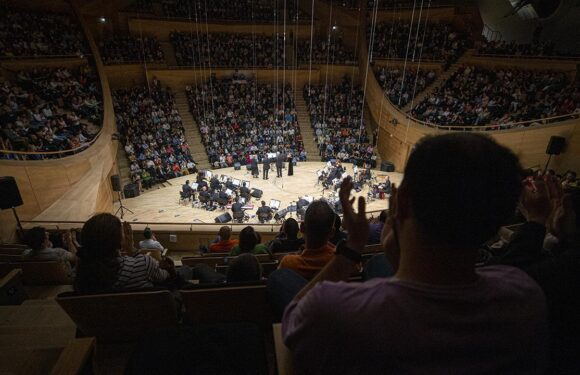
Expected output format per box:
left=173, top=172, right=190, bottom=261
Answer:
left=115, top=162, right=403, bottom=224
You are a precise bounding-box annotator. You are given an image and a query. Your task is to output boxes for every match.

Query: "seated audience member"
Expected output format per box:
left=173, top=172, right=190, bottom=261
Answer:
left=368, top=210, right=387, bottom=244
left=23, top=227, right=78, bottom=272
left=209, top=226, right=239, bottom=253
left=138, top=227, right=164, bottom=251
left=229, top=226, right=269, bottom=256
left=275, top=134, right=547, bottom=373
left=226, top=253, right=263, bottom=283
left=276, top=200, right=336, bottom=279
left=75, top=213, right=190, bottom=292
left=495, top=176, right=580, bottom=373
left=562, top=171, right=578, bottom=189
left=269, top=218, right=305, bottom=253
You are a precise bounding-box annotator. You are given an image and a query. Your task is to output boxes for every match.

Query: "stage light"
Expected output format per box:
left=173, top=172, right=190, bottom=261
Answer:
left=332, top=25, right=338, bottom=31
left=98, top=16, right=107, bottom=23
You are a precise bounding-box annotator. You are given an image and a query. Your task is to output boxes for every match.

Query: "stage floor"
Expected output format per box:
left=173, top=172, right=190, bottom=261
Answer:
left=115, top=162, right=403, bottom=224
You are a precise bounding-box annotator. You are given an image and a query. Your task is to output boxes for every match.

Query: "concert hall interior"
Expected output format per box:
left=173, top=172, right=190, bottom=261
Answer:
left=0, top=0, right=580, bottom=373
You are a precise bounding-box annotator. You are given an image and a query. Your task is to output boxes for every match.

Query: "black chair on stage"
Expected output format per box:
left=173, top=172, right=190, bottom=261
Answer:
left=217, top=198, right=228, bottom=210
left=199, top=194, right=210, bottom=208
left=232, top=210, right=247, bottom=223
left=179, top=191, right=189, bottom=205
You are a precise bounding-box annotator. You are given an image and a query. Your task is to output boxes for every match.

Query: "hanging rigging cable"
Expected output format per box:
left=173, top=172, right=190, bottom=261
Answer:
left=307, top=0, right=315, bottom=94
left=321, top=1, right=333, bottom=126
left=203, top=0, right=216, bottom=129
left=136, top=12, right=150, bottom=96
left=397, top=0, right=417, bottom=106
left=358, top=0, right=380, bottom=146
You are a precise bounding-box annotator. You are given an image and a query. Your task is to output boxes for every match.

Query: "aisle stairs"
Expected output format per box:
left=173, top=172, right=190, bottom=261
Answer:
left=294, top=94, right=320, bottom=161
left=173, top=92, right=211, bottom=170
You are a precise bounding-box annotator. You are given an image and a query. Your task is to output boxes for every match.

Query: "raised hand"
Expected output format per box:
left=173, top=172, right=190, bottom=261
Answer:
left=339, top=177, right=369, bottom=252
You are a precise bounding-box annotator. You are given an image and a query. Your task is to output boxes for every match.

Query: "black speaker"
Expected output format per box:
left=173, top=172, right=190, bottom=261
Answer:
left=0, top=176, right=23, bottom=209
left=251, top=189, right=263, bottom=198
left=215, top=212, right=232, bottom=223
left=274, top=208, right=288, bottom=221
left=111, top=175, right=122, bottom=192
left=546, top=136, right=565, bottom=155
left=380, top=161, right=395, bottom=172
left=123, top=183, right=140, bottom=198
left=234, top=162, right=241, bottom=170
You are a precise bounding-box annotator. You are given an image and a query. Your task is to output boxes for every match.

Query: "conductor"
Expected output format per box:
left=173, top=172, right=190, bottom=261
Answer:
left=276, top=153, right=284, bottom=177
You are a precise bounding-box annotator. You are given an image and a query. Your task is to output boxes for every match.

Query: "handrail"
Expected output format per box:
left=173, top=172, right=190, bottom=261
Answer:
left=0, top=54, right=92, bottom=60
left=0, top=127, right=103, bottom=159
left=473, top=53, right=580, bottom=62
left=19, top=210, right=387, bottom=227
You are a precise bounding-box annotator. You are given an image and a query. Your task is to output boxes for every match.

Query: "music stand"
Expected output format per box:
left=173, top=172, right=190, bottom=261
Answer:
left=269, top=199, right=281, bottom=210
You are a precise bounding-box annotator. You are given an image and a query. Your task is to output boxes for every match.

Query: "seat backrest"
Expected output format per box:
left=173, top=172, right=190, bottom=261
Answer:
left=0, top=243, right=27, bottom=250
left=56, top=289, right=178, bottom=343
left=9, top=261, right=72, bottom=285
left=0, top=247, right=26, bottom=256
left=182, top=256, right=227, bottom=268
left=0, top=254, right=22, bottom=262
left=181, top=284, right=273, bottom=327
left=363, top=244, right=383, bottom=253
left=138, top=249, right=162, bottom=261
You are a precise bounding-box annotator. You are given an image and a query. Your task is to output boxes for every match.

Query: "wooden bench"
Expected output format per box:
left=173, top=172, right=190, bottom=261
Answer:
left=181, top=282, right=274, bottom=328
left=182, top=253, right=280, bottom=268
left=0, top=247, right=26, bottom=256
left=56, top=289, right=179, bottom=343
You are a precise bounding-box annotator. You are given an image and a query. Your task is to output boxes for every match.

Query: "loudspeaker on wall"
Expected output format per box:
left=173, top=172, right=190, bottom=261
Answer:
left=0, top=176, right=23, bottom=209
left=546, top=136, right=565, bottom=155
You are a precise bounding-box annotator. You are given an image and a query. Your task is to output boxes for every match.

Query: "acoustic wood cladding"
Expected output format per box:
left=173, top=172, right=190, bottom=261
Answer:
left=128, top=18, right=314, bottom=42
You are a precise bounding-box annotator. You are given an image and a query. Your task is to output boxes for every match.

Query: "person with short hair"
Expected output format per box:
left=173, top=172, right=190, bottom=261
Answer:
left=229, top=226, right=269, bottom=256
left=209, top=226, right=239, bottom=253
left=22, top=227, right=77, bottom=275
left=269, top=218, right=305, bottom=253
left=139, top=228, right=164, bottom=251
left=275, top=200, right=336, bottom=279
left=278, top=134, right=548, bottom=373
left=226, top=253, right=263, bottom=283
left=256, top=201, right=273, bottom=223
left=262, top=157, right=270, bottom=180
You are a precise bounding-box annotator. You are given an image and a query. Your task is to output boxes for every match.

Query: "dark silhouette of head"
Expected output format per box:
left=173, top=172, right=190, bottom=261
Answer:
left=304, top=200, right=335, bottom=248
left=283, top=218, right=299, bottom=239
left=218, top=226, right=232, bottom=241
left=143, top=227, right=153, bottom=240
left=402, top=133, right=522, bottom=248
left=239, top=226, right=258, bottom=253
left=226, top=253, right=262, bottom=283
left=26, top=226, right=48, bottom=251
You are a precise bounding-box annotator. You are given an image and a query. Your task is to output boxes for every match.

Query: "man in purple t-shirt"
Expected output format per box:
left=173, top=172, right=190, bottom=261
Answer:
left=282, top=134, right=548, bottom=374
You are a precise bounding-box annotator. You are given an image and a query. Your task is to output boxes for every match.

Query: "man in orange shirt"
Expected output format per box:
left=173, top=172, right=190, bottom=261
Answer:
left=277, top=200, right=336, bottom=279
left=209, top=226, right=239, bottom=253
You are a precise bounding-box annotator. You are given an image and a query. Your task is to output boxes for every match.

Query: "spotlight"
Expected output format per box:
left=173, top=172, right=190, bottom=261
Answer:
left=98, top=16, right=107, bottom=24
left=332, top=25, right=338, bottom=31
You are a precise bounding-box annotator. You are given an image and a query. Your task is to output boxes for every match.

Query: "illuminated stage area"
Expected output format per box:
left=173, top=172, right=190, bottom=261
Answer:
left=115, top=162, right=403, bottom=224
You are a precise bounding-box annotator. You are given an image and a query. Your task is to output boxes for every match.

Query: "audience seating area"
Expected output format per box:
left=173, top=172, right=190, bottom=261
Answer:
left=410, top=65, right=580, bottom=127
left=162, top=0, right=307, bottom=21
left=297, top=36, right=356, bottom=65
left=171, top=32, right=286, bottom=68
left=304, top=78, right=377, bottom=166
left=0, top=66, right=102, bottom=158
left=187, top=77, right=305, bottom=168
left=375, top=66, right=436, bottom=107
left=99, top=35, right=165, bottom=65
left=0, top=7, right=87, bottom=57
left=113, top=79, right=197, bottom=188
left=369, top=21, right=468, bottom=67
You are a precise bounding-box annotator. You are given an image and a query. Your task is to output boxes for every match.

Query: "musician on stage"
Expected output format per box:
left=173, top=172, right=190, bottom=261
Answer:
left=251, top=158, right=259, bottom=178
left=276, top=152, right=284, bottom=177
left=231, top=198, right=244, bottom=222
left=210, top=175, right=221, bottom=191
left=263, top=157, right=270, bottom=180
left=240, top=182, right=251, bottom=200
left=225, top=178, right=235, bottom=190
left=182, top=180, right=194, bottom=201
left=256, top=200, right=273, bottom=223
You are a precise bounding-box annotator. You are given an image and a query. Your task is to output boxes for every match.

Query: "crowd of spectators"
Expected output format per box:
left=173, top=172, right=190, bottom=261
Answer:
left=0, top=7, right=87, bottom=57
left=113, top=78, right=197, bottom=188
left=162, top=0, right=307, bottom=21
left=1, top=66, right=102, bottom=157
left=187, top=75, right=305, bottom=169
left=171, top=32, right=286, bottom=68
left=375, top=66, right=436, bottom=107
left=124, top=0, right=155, bottom=13
left=370, top=22, right=467, bottom=67
left=476, top=40, right=580, bottom=58
left=410, top=65, right=580, bottom=127
left=297, top=36, right=356, bottom=65
left=99, top=36, right=164, bottom=65
left=304, top=78, right=377, bottom=167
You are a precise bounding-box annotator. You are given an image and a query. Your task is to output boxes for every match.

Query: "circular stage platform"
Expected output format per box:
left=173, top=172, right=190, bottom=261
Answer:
left=116, top=162, right=403, bottom=224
